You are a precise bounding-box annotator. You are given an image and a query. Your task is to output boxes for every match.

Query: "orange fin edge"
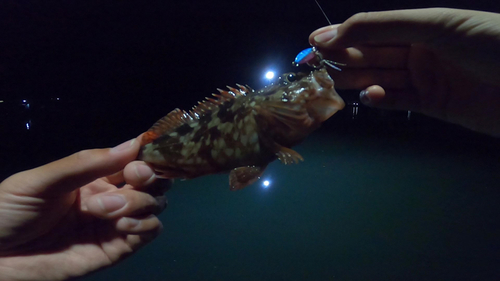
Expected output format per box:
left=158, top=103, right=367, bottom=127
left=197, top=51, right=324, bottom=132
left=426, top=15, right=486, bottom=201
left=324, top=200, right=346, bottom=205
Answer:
left=141, top=108, right=187, bottom=145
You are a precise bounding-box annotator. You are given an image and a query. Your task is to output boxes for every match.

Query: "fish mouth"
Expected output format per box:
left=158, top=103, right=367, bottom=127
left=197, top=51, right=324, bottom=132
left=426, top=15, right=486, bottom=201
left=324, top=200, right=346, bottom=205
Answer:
left=306, top=69, right=345, bottom=122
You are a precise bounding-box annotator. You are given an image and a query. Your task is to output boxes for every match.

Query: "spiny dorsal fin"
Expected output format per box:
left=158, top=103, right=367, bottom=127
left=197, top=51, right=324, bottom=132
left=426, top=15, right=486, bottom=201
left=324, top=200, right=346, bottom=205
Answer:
left=235, top=83, right=247, bottom=92
left=142, top=83, right=251, bottom=145
left=142, top=108, right=187, bottom=145
left=217, top=88, right=236, bottom=98
left=229, top=85, right=250, bottom=96
left=235, top=84, right=254, bottom=93
left=189, top=84, right=246, bottom=116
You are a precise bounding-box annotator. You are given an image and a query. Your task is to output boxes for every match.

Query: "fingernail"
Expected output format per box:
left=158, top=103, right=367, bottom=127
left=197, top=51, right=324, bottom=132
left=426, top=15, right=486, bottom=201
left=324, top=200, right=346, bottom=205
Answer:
left=116, top=217, right=141, bottom=229
left=111, top=138, right=136, bottom=153
left=360, top=90, right=371, bottom=104
left=135, top=163, right=156, bottom=183
left=314, top=28, right=337, bottom=43
left=98, top=194, right=127, bottom=213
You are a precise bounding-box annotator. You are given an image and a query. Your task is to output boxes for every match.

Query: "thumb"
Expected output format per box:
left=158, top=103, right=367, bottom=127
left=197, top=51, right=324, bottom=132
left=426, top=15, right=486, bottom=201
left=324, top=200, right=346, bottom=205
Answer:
left=6, top=138, right=141, bottom=196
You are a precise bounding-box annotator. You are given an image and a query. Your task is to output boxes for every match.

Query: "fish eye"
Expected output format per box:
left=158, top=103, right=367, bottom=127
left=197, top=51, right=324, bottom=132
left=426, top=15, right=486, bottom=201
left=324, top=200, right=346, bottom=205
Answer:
left=279, top=72, right=298, bottom=85
left=286, top=73, right=297, bottom=83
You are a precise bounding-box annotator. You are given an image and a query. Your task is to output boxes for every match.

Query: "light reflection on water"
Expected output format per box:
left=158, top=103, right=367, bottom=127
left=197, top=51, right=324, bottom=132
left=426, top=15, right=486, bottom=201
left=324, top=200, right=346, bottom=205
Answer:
left=262, top=179, right=270, bottom=188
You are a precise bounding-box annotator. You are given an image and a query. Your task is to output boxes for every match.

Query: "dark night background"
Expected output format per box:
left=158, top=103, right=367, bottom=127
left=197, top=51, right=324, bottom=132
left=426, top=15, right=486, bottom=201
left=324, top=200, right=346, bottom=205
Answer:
left=1, top=0, right=500, bottom=280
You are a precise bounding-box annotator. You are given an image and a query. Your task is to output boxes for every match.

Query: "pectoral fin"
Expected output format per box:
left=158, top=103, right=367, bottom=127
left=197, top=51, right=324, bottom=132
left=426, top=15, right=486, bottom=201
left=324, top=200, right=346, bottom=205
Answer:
left=229, top=165, right=266, bottom=191
left=275, top=145, right=304, bottom=165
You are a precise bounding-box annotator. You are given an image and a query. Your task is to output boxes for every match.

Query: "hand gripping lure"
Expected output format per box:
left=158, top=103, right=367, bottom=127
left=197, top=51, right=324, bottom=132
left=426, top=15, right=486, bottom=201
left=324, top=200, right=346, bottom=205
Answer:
left=293, top=0, right=345, bottom=71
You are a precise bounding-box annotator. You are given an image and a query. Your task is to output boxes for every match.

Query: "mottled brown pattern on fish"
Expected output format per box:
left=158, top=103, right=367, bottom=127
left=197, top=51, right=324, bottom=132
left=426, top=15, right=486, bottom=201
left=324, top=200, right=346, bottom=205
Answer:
left=141, top=85, right=267, bottom=177
left=139, top=69, right=345, bottom=190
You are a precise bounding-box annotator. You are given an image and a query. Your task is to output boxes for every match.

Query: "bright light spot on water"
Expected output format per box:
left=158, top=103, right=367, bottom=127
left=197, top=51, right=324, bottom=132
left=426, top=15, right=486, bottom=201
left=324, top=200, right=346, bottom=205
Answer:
left=265, top=71, right=275, bottom=80
left=25, top=121, right=30, bottom=130
left=262, top=180, right=270, bottom=188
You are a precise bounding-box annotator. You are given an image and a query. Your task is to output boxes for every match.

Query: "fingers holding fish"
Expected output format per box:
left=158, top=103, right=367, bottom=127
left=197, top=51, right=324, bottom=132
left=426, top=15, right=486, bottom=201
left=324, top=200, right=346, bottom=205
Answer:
left=83, top=188, right=165, bottom=219
left=102, top=162, right=156, bottom=188
left=114, top=214, right=163, bottom=235
left=123, top=161, right=157, bottom=188
left=101, top=170, right=125, bottom=185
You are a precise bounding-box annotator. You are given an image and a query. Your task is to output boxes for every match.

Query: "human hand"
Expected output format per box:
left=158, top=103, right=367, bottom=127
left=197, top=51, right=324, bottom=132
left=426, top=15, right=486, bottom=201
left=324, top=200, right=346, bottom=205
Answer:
left=309, top=8, right=500, bottom=136
left=0, top=136, right=170, bottom=281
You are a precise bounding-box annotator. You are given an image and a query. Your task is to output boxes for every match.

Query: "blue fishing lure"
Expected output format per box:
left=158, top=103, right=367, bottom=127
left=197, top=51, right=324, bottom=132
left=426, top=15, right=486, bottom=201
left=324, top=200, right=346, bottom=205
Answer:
left=293, top=47, right=345, bottom=71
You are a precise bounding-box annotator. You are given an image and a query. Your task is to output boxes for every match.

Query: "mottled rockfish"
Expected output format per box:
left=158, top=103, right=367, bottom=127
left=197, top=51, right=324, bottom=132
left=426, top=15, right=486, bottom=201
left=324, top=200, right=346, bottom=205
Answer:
left=138, top=68, right=344, bottom=190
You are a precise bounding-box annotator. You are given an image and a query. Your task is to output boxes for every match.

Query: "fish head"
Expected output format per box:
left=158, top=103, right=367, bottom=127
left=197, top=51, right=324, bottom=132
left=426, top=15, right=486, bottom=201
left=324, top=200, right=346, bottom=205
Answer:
left=254, top=68, right=344, bottom=144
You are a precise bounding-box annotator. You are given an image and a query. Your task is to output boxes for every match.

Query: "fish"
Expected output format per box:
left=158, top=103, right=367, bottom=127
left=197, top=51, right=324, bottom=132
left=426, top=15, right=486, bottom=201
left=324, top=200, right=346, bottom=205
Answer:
left=138, top=68, right=344, bottom=190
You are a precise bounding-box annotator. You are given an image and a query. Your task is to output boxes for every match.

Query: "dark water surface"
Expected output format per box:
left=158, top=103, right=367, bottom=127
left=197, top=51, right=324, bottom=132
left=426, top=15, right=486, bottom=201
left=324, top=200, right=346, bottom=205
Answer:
left=3, top=100, right=499, bottom=280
